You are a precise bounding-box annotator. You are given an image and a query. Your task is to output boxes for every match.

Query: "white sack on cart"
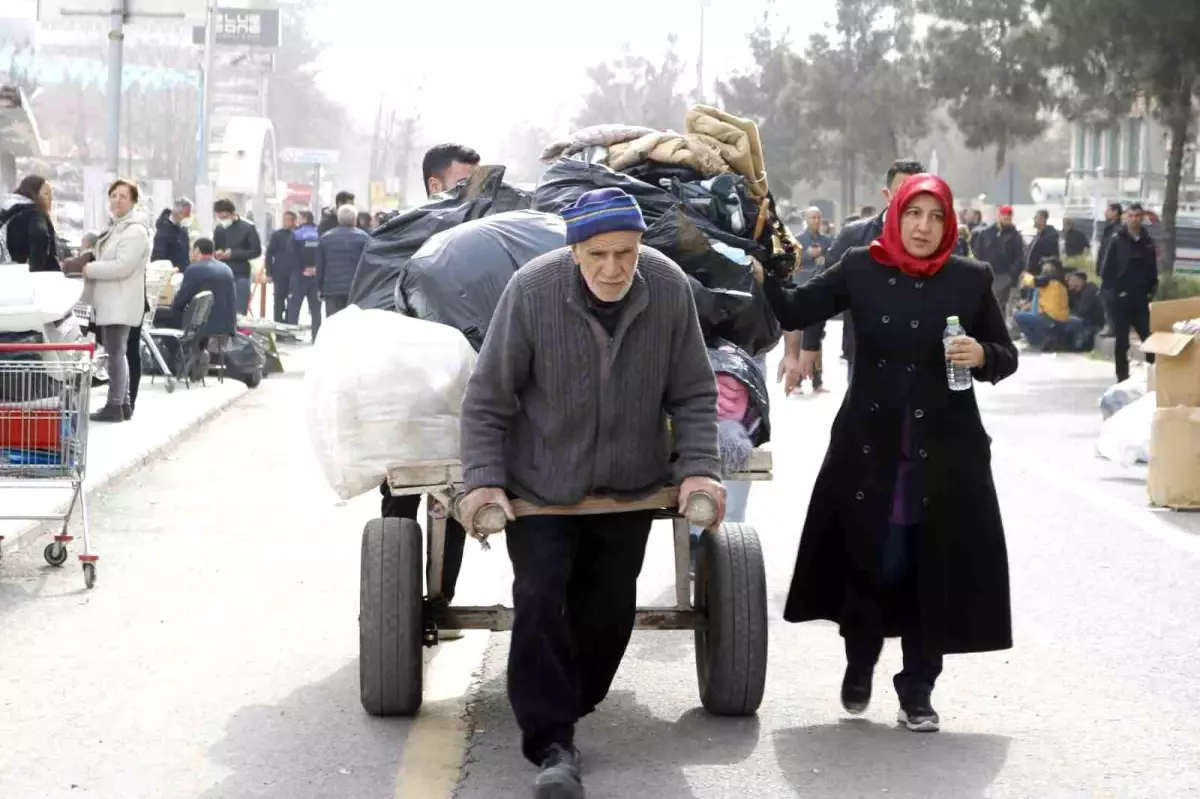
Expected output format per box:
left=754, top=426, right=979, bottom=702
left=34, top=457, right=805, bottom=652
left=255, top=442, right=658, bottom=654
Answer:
left=1099, top=373, right=1147, bottom=419
left=1096, top=391, right=1155, bottom=466
left=305, top=305, right=475, bottom=500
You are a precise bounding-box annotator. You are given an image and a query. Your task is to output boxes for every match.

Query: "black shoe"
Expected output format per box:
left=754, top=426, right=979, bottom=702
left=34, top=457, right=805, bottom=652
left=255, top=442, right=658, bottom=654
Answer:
left=897, top=693, right=940, bottom=732
left=840, top=665, right=873, bottom=715
left=533, top=743, right=584, bottom=799
left=89, top=404, right=125, bottom=423
left=122, top=404, right=133, bottom=421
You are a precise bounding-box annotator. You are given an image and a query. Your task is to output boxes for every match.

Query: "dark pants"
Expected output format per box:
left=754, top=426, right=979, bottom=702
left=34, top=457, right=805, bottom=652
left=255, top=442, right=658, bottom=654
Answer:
left=1112, top=293, right=1155, bottom=382
left=844, top=523, right=943, bottom=700
left=234, top=275, right=251, bottom=316
left=127, top=323, right=143, bottom=409
left=272, top=269, right=292, bottom=323
left=324, top=294, right=349, bottom=320
left=378, top=485, right=465, bottom=604
left=506, top=510, right=654, bottom=764
left=288, top=273, right=322, bottom=340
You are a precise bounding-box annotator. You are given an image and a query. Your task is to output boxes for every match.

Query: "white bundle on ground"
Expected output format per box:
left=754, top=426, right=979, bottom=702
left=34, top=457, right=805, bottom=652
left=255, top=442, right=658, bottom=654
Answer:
left=305, top=305, right=475, bottom=499
left=1097, top=391, right=1156, bottom=466
left=1099, top=373, right=1147, bottom=419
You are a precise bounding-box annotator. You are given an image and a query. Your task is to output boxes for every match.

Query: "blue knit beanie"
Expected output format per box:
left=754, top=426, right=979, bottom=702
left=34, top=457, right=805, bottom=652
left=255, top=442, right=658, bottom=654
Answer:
left=561, top=187, right=647, bottom=245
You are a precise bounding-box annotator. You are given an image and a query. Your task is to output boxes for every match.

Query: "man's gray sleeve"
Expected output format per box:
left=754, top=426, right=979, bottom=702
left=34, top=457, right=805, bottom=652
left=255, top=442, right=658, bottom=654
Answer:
left=460, top=278, right=532, bottom=492
left=665, top=286, right=722, bottom=484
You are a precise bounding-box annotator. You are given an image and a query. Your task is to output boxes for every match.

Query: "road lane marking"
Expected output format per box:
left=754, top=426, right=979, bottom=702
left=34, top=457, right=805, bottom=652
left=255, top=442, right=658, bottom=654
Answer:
left=995, top=443, right=1200, bottom=559
left=394, top=631, right=490, bottom=798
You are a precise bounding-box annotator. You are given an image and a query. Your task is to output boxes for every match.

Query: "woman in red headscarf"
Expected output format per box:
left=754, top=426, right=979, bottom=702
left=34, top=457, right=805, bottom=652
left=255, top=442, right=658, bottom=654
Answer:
left=763, top=174, right=1018, bottom=732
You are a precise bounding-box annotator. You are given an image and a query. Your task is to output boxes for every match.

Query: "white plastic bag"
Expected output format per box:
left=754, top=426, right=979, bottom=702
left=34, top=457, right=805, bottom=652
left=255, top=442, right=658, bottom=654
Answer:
left=1096, top=391, right=1156, bottom=466
left=305, top=305, right=476, bottom=500
left=1099, top=373, right=1147, bottom=419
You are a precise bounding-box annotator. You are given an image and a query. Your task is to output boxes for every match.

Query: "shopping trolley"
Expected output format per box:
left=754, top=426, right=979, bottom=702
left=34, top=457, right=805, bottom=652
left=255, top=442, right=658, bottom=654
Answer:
left=0, top=342, right=99, bottom=588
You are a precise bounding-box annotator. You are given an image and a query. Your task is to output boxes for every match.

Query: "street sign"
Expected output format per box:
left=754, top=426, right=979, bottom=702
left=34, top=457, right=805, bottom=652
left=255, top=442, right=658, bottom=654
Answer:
left=192, top=7, right=281, bottom=47
left=39, top=0, right=206, bottom=20
left=279, top=148, right=340, bottom=166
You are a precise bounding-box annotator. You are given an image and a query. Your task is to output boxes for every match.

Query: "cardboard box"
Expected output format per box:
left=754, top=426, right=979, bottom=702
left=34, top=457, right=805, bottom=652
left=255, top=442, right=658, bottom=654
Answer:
left=1140, top=297, right=1200, bottom=407
left=1148, top=406, right=1200, bottom=510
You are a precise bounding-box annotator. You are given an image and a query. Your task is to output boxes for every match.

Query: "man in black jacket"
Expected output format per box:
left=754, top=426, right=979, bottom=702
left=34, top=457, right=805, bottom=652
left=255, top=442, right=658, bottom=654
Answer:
left=1096, top=202, right=1123, bottom=337
left=212, top=198, right=262, bottom=314
left=1025, top=209, right=1060, bottom=275
left=317, top=205, right=370, bottom=318
left=289, top=210, right=322, bottom=338
left=265, top=210, right=299, bottom=323
left=1100, top=203, right=1158, bottom=382
left=151, top=198, right=191, bottom=270
left=974, top=205, right=1025, bottom=310
left=781, top=158, right=925, bottom=392
left=318, top=190, right=355, bottom=235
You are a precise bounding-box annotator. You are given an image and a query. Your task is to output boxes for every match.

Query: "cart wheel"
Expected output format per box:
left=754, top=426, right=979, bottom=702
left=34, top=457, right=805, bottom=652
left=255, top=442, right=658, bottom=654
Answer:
left=245, top=370, right=263, bottom=389
left=694, top=523, right=768, bottom=716
left=44, top=542, right=68, bottom=567
left=82, top=562, right=96, bottom=589
left=165, top=378, right=176, bottom=394
left=360, top=517, right=424, bottom=717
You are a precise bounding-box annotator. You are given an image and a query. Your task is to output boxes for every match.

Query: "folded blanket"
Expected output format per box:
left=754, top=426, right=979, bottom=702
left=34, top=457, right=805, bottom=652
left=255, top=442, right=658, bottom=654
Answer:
left=540, top=124, right=658, bottom=163
left=606, top=130, right=731, bottom=177
left=685, top=105, right=769, bottom=200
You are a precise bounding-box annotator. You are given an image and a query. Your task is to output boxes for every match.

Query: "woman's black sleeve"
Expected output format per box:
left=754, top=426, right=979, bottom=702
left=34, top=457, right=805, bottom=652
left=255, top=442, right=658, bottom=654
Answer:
left=761, top=258, right=850, bottom=333
left=970, top=264, right=1019, bottom=384
left=27, top=214, right=57, bottom=272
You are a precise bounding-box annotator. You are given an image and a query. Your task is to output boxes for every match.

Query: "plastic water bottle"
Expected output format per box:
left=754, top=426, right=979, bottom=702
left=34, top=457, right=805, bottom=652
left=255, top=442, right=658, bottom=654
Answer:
left=944, top=316, right=973, bottom=391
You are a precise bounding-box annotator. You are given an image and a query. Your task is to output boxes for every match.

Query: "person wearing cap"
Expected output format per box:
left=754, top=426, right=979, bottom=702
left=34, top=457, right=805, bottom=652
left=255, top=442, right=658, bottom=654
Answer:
left=973, top=204, right=1025, bottom=312
left=458, top=186, right=726, bottom=798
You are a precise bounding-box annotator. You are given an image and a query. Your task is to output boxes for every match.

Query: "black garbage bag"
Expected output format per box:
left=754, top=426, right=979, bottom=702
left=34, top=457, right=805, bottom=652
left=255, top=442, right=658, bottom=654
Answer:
left=688, top=275, right=752, bottom=332
left=710, top=278, right=782, bottom=360
left=644, top=206, right=763, bottom=294
left=532, top=158, right=679, bottom=226
left=222, top=331, right=267, bottom=388
left=400, top=210, right=566, bottom=351
left=707, top=339, right=770, bottom=448
left=348, top=165, right=531, bottom=311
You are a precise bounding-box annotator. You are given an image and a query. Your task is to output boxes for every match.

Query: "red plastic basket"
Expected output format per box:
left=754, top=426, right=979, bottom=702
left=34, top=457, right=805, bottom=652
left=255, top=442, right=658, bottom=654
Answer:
left=0, top=409, right=63, bottom=451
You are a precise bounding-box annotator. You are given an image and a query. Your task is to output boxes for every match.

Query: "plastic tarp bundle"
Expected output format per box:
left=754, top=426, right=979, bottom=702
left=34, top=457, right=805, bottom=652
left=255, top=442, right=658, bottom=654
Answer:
left=347, top=165, right=531, bottom=312
left=532, top=158, right=678, bottom=224
left=707, top=339, right=770, bottom=448
left=1099, top=374, right=1148, bottom=419
left=305, top=305, right=476, bottom=500
left=1096, top=391, right=1155, bottom=466
left=398, top=210, right=566, bottom=351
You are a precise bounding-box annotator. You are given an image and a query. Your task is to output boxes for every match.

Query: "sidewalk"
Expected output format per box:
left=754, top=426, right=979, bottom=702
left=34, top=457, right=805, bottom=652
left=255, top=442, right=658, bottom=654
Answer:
left=0, top=375, right=248, bottom=556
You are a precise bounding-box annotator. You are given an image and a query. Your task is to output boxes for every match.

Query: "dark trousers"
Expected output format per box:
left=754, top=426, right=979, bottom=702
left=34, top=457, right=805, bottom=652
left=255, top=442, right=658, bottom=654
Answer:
left=288, top=273, right=322, bottom=340
left=324, top=294, right=349, bottom=320
left=126, top=323, right=143, bottom=409
left=844, top=523, right=943, bottom=700
left=234, top=276, right=251, bottom=316
left=272, top=269, right=292, bottom=323
left=1112, top=294, right=1155, bottom=382
left=506, top=510, right=654, bottom=764
left=379, top=484, right=465, bottom=604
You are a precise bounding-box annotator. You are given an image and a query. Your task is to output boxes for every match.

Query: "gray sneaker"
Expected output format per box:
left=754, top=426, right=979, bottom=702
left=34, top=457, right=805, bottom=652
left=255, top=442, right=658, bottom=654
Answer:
left=897, top=694, right=940, bottom=732
left=533, top=743, right=584, bottom=799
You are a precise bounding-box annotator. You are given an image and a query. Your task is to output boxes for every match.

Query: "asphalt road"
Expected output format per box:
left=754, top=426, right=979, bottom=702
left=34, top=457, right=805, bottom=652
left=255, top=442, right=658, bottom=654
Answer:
left=1, top=334, right=1198, bottom=799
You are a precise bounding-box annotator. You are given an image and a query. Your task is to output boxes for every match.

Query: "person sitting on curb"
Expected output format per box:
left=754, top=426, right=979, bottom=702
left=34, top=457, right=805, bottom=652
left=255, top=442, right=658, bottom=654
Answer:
left=458, top=187, right=726, bottom=799
left=1063, top=270, right=1105, bottom=352
left=1013, top=262, right=1070, bottom=351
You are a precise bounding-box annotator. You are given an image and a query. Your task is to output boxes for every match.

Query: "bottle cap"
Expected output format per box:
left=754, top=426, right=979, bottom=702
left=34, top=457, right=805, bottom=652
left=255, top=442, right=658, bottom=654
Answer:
left=946, top=315, right=960, bottom=325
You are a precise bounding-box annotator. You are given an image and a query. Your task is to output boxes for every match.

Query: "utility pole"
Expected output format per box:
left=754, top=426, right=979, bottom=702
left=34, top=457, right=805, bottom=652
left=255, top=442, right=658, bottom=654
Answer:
left=697, top=0, right=709, bottom=104
left=197, top=0, right=216, bottom=186
left=105, top=0, right=126, bottom=176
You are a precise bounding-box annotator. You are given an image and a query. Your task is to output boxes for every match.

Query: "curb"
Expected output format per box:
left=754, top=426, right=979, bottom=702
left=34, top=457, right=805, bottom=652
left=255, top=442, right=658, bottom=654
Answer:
left=0, top=384, right=249, bottom=557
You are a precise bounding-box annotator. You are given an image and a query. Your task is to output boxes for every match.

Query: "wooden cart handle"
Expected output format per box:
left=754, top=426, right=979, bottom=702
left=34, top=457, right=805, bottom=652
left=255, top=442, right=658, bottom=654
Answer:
left=468, top=489, right=719, bottom=537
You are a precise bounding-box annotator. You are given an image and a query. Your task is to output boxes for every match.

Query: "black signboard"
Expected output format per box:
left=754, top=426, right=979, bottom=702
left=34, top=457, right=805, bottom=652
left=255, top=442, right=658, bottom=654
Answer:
left=193, top=8, right=281, bottom=47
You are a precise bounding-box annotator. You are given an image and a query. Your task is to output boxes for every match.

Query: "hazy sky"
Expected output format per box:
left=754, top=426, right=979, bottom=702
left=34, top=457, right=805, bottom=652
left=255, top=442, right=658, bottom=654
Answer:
left=309, top=0, right=838, bottom=155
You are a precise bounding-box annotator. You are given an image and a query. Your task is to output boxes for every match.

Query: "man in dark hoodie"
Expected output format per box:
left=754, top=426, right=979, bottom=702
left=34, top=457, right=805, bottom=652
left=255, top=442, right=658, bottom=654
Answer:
left=265, top=210, right=299, bottom=323
left=288, top=210, right=322, bottom=339
left=151, top=198, right=191, bottom=270
left=212, top=198, right=262, bottom=314
left=1100, top=202, right=1159, bottom=382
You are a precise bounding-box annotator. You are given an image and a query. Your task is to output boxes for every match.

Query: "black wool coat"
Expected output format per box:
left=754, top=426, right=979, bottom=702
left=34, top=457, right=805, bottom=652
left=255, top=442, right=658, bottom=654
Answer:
left=763, top=248, right=1018, bottom=656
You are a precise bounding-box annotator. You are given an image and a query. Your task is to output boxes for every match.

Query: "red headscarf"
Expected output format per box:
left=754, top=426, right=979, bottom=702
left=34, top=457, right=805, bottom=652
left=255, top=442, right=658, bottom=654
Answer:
left=868, top=173, right=958, bottom=279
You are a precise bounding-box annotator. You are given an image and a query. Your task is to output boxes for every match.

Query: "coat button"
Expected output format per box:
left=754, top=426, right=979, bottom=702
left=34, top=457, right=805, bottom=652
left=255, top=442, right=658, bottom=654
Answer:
left=889, top=277, right=897, bottom=285
left=882, top=315, right=890, bottom=323
left=907, top=363, right=915, bottom=373
left=922, top=497, right=930, bottom=507
left=878, top=358, right=887, bottom=368
left=855, top=491, right=865, bottom=500
left=915, top=281, right=924, bottom=289
left=862, top=445, right=871, bottom=454
left=910, top=320, right=919, bottom=328
left=919, top=449, right=928, bottom=459
left=870, top=402, right=880, bottom=412
left=914, top=409, right=925, bottom=419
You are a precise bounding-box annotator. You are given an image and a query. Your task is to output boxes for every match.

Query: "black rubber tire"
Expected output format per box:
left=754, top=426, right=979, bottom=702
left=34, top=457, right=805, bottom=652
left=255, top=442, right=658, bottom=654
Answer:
left=360, top=517, right=424, bottom=716
left=44, top=542, right=68, bottom=567
left=82, top=562, right=96, bottom=589
left=245, top=370, right=263, bottom=389
left=694, top=523, right=768, bottom=716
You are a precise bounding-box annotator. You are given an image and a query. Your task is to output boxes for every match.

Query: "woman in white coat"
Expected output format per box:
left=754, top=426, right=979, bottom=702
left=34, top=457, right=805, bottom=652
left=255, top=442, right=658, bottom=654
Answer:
left=63, top=179, right=149, bottom=423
